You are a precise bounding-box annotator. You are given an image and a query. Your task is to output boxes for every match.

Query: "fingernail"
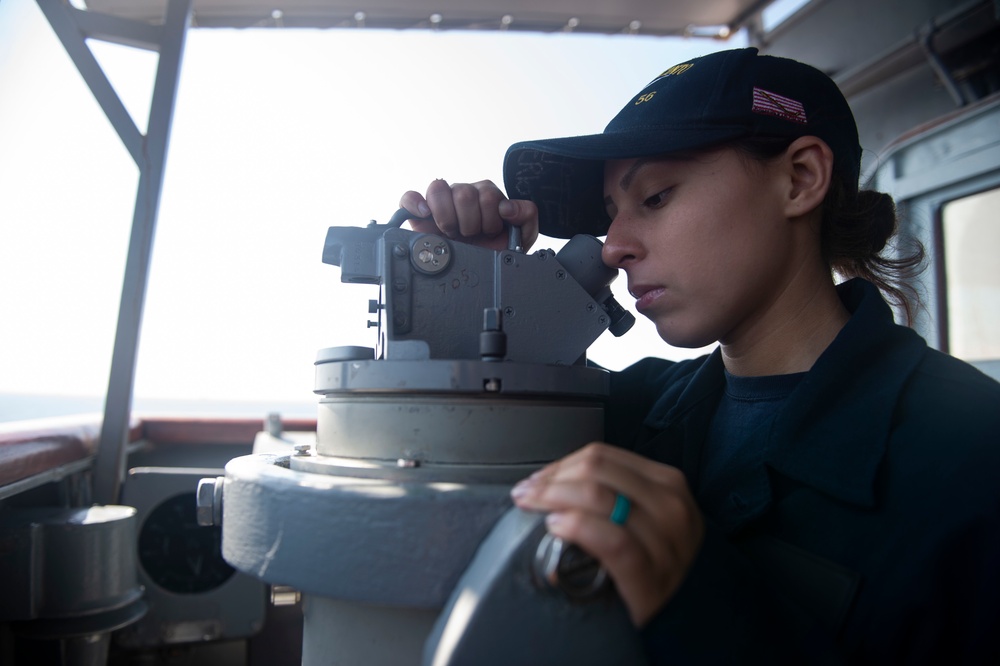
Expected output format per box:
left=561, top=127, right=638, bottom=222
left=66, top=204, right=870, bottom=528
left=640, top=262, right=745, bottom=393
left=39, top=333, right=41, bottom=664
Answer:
left=545, top=512, right=563, bottom=530
left=510, top=479, right=533, bottom=500
left=498, top=200, right=515, bottom=217
left=417, top=202, right=431, bottom=217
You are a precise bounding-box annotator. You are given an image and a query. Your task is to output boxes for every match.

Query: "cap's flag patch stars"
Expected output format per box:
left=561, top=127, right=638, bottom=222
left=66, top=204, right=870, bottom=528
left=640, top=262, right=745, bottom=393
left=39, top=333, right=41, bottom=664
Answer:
left=752, top=87, right=808, bottom=124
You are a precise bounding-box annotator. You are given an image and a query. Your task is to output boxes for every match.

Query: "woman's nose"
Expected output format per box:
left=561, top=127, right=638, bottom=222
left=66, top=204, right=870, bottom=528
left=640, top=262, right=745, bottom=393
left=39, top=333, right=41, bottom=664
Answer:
left=601, top=215, right=640, bottom=269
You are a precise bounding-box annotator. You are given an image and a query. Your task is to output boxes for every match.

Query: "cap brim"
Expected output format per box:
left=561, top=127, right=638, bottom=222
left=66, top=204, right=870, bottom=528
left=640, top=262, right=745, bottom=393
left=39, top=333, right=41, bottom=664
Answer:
left=503, top=125, right=746, bottom=238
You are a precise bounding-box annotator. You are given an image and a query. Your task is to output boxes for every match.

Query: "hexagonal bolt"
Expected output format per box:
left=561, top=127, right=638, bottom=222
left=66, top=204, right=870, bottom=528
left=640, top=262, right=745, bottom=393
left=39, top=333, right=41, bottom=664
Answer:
left=196, top=476, right=226, bottom=527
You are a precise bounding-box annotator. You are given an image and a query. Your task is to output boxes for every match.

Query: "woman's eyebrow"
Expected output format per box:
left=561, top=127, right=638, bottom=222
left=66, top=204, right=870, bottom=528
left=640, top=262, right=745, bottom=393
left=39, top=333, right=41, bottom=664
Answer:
left=617, top=157, right=654, bottom=192
left=616, top=155, right=688, bottom=192
left=605, top=158, right=658, bottom=212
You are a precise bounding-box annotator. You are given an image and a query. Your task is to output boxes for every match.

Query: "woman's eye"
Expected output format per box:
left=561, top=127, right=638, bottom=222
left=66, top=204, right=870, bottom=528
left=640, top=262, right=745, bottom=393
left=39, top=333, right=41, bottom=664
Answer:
left=642, top=188, right=672, bottom=208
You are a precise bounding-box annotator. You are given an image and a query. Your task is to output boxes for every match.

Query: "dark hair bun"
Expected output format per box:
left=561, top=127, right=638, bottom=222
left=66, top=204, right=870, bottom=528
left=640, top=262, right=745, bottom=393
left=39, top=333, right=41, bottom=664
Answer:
left=857, top=190, right=896, bottom=255
left=823, top=183, right=924, bottom=323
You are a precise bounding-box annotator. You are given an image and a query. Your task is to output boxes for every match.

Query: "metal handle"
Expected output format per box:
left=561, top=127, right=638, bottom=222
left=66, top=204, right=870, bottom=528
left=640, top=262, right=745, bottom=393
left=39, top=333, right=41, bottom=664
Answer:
left=533, top=532, right=610, bottom=600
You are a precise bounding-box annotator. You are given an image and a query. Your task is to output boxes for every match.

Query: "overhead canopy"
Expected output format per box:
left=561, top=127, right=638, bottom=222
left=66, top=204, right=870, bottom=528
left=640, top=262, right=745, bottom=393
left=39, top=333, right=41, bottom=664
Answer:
left=84, top=0, right=769, bottom=36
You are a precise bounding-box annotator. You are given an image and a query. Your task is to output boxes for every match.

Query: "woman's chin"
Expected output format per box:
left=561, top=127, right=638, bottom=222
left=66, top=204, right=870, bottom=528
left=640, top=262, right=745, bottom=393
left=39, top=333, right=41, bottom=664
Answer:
left=655, top=324, right=717, bottom=350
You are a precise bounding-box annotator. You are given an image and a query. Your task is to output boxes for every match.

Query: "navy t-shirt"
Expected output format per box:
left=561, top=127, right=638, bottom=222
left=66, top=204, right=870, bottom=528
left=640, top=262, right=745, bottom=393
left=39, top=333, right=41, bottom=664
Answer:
left=699, top=371, right=805, bottom=527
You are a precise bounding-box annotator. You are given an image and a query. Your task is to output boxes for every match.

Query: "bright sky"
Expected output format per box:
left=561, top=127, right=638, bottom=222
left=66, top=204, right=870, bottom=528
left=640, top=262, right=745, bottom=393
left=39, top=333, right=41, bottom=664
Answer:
left=0, top=0, right=729, bottom=415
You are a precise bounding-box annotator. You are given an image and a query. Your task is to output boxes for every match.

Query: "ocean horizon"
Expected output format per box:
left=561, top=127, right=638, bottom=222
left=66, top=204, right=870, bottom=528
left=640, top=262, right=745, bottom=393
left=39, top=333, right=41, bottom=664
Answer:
left=0, top=392, right=316, bottom=424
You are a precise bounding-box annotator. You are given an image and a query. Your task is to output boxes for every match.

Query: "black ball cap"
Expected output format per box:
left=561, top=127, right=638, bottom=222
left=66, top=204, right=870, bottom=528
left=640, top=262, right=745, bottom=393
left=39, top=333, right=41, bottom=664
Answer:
left=503, top=47, right=861, bottom=239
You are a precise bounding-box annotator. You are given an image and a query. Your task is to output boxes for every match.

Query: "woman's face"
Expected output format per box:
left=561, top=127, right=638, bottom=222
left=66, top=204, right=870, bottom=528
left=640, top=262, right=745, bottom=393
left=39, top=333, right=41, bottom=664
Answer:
left=602, top=147, right=807, bottom=349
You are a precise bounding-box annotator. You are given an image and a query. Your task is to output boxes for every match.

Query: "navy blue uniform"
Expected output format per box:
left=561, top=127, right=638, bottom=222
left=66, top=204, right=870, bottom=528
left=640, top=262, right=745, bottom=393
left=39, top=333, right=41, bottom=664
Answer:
left=606, top=279, right=1000, bottom=664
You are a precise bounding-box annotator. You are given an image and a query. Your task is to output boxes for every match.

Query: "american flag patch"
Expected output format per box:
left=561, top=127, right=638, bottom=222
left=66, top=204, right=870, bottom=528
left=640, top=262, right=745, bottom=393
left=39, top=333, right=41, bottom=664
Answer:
left=752, top=87, right=807, bottom=124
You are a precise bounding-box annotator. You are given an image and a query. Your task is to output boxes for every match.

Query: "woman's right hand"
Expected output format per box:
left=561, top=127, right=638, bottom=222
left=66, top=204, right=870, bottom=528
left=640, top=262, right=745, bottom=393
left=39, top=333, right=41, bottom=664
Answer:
left=511, top=443, right=705, bottom=628
left=399, top=179, right=539, bottom=252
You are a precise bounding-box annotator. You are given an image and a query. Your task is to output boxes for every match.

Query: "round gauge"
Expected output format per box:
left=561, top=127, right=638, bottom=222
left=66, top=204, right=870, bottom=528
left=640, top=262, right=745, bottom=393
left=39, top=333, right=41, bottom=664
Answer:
left=137, top=492, right=236, bottom=594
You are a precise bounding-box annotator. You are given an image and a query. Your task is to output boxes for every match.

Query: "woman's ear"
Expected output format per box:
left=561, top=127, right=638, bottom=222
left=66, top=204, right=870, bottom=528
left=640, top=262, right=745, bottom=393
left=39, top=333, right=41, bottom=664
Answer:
left=783, top=136, right=834, bottom=219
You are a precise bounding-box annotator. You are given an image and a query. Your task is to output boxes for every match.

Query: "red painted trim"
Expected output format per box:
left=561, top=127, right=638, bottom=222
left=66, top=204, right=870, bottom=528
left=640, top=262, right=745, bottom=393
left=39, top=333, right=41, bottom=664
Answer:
left=0, top=416, right=103, bottom=487
left=139, top=417, right=317, bottom=446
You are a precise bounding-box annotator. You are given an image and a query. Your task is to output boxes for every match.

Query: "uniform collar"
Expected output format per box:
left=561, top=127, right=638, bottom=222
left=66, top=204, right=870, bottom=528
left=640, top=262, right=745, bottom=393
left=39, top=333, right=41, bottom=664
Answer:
left=642, top=279, right=927, bottom=516
left=765, top=279, right=927, bottom=507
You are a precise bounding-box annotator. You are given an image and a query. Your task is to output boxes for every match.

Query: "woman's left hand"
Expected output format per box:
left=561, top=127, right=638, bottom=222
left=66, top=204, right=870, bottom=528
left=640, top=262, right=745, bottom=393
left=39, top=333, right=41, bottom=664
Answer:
left=511, top=442, right=704, bottom=627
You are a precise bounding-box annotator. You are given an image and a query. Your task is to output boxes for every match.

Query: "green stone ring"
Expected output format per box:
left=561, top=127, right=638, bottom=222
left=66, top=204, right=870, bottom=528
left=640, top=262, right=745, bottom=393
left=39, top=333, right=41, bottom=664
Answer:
left=610, top=493, right=631, bottom=526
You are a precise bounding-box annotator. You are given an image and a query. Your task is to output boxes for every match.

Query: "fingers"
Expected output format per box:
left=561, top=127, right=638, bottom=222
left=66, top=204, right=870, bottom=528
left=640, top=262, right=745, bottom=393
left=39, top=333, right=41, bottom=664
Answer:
left=514, top=475, right=676, bottom=580
left=398, top=179, right=539, bottom=251
left=511, top=443, right=704, bottom=626
left=500, top=197, right=540, bottom=251
left=424, top=178, right=464, bottom=237
left=398, top=189, right=438, bottom=236
left=399, top=189, right=432, bottom=219
left=544, top=506, right=687, bottom=627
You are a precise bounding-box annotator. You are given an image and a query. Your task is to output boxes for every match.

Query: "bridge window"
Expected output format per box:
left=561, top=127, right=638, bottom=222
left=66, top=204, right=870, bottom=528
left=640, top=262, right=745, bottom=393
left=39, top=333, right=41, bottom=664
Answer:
left=761, top=0, right=814, bottom=32
left=941, top=187, right=1000, bottom=361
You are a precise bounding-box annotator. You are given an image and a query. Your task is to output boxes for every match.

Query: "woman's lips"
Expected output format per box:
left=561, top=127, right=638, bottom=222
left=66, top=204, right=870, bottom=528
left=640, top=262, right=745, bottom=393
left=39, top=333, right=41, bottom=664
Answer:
left=630, top=285, right=666, bottom=312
